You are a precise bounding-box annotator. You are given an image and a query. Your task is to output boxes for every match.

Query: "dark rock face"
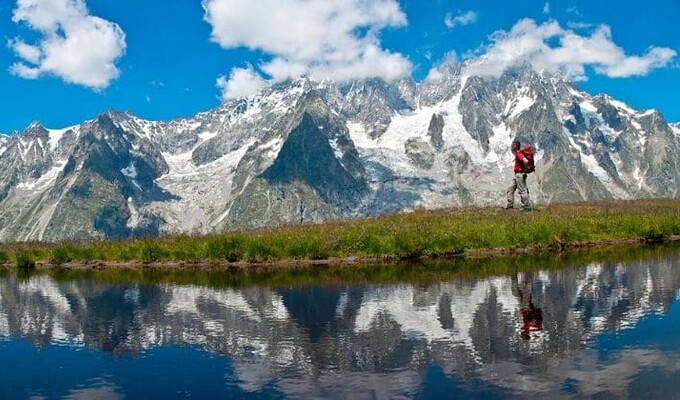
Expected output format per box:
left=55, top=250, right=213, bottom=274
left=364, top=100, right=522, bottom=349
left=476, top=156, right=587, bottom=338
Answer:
left=339, top=78, right=416, bottom=139
left=428, top=113, right=445, bottom=151
left=460, top=76, right=502, bottom=152
left=263, top=112, right=368, bottom=212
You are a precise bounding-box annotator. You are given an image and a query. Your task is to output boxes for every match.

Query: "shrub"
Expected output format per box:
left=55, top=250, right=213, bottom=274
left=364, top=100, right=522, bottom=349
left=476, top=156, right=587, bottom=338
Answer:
left=15, top=251, right=36, bottom=271
left=50, top=246, right=73, bottom=264
left=140, top=242, right=168, bottom=263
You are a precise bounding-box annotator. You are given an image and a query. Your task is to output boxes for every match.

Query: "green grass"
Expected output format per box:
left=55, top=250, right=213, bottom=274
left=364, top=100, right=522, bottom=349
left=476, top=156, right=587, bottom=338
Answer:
left=15, top=251, right=36, bottom=271
left=46, top=242, right=680, bottom=289
left=1, top=199, right=680, bottom=267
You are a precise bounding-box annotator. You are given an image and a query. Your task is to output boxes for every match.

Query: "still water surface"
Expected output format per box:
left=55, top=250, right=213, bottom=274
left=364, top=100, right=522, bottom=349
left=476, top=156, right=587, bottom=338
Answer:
left=1, top=247, right=680, bottom=399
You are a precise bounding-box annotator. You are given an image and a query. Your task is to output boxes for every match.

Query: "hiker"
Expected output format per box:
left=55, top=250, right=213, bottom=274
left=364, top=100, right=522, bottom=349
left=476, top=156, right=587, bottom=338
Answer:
left=506, top=139, right=533, bottom=211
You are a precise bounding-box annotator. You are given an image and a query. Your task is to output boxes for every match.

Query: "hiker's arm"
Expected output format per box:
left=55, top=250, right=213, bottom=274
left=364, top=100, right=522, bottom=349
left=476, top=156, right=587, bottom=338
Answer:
left=518, top=153, right=529, bottom=169
left=522, top=157, right=530, bottom=169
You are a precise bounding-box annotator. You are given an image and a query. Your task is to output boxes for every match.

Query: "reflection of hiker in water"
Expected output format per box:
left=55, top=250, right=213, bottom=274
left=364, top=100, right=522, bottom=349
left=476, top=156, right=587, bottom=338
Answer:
left=511, top=272, right=543, bottom=340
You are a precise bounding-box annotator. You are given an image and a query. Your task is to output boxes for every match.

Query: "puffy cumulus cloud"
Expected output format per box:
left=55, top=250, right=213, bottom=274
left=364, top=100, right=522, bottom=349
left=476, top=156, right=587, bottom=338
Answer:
left=604, top=47, right=677, bottom=77
left=444, top=10, right=477, bottom=29
left=423, top=51, right=458, bottom=83
left=9, top=40, right=41, bottom=64
left=9, top=0, right=126, bottom=90
left=465, top=18, right=676, bottom=80
left=202, top=0, right=411, bottom=98
left=217, top=65, right=266, bottom=101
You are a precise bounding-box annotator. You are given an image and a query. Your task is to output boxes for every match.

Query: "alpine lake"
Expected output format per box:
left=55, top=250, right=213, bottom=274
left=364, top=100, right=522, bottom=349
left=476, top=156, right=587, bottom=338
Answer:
left=2, top=243, right=680, bottom=399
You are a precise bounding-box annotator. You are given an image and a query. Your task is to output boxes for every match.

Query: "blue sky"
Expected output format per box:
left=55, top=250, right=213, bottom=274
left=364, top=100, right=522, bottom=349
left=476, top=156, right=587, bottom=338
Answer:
left=1, top=0, right=678, bottom=134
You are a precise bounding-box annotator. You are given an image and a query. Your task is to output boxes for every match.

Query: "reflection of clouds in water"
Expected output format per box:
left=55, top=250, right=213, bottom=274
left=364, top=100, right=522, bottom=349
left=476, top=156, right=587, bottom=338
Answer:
left=63, top=378, right=122, bottom=400
left=478, top=349, right=680, bottom=398
left=229, top=361, right=275, bottom=393
left=0, top=306, right=7, bottom=335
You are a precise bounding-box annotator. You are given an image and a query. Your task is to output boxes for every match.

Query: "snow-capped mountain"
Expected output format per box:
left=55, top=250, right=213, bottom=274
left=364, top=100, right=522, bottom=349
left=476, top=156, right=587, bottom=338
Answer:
left=1, top=62, right=679, bottom=241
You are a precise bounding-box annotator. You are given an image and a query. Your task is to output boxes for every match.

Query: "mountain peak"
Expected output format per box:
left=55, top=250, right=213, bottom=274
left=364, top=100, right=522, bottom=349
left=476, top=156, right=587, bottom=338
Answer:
left=100, top=109, right=134, bottom=122
left=26, top=120, right=45, bottom=130
left=23, top=121, right=48, bottom=137
left=0, top=68, right=679, bottom=241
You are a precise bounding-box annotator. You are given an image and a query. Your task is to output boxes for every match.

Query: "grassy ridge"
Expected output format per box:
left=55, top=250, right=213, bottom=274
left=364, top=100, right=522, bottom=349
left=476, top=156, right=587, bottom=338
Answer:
left=1, top=199, right=680, bottom=267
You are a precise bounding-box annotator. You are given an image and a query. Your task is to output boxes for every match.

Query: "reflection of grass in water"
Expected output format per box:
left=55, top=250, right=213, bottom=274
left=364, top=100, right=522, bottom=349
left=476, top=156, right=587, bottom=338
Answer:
left=1, top=199, right=680, bottom=265
left=46, top=242, right=680, bottom=289
left=14, top=251, right=37, bottom=282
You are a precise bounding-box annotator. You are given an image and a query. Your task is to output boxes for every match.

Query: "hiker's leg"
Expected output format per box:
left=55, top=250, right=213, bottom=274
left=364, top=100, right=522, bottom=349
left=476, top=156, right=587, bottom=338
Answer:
left=517, top=173, right=531, bottom=210
left=506, top=177, right=517, bottom=208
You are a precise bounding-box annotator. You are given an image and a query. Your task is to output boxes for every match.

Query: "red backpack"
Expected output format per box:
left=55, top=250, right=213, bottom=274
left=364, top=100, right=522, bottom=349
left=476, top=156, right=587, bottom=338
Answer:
left=520, top=145, right=535, bottom=173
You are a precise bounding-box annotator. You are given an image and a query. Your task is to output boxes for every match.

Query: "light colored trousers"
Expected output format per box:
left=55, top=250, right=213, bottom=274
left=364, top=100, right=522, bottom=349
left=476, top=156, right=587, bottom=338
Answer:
left=507, top=173, right=531, bottom=210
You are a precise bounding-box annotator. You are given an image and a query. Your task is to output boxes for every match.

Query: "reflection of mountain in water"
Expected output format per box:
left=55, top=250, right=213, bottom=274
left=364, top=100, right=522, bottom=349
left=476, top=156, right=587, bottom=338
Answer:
left=1, top=253, right=680, bottom=397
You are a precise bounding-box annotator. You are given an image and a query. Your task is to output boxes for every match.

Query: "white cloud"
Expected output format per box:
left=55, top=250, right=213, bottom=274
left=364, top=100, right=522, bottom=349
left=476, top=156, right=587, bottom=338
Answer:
left=423, top=51, right=458, bottom=83
left=567, top=21, right=594, bottom=30
left=603, top=47, right=677, bottom=77
left=424, top=67, right=443, bottom=83
left=202, top=0, right=411, bottom=98
left=8, top=39, right=41, bottom=64
left=543, top=2, right=550, bottom=14
left=9, top=0, right=126, bottom=90
left=445, top=10, right=477, bottom=29
left=465, top=18, right=676, bottom=80
left=567, top=7, right=582, bottom=17
left=217, top=66, right=266, bottom=101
